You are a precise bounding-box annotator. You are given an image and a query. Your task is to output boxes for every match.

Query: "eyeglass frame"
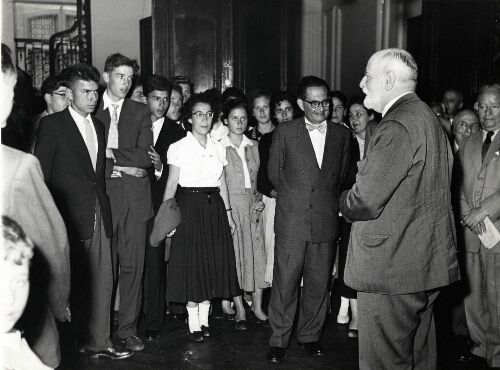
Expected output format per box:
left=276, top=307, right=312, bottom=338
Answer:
left=52, top=92, right=69, bottom=99
left=302, top=99, right=331, bottom=109
left=191, top=111, right=214, bottom=119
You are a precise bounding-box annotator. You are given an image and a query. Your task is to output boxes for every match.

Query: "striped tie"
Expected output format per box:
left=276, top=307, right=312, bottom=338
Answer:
left=84, top=118, right=97, bottom=171
left=107, top=104, right=119, bottom=149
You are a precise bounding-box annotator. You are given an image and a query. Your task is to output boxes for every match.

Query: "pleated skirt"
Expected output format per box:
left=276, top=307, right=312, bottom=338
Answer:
left=166, top=187, right=241, bottom=303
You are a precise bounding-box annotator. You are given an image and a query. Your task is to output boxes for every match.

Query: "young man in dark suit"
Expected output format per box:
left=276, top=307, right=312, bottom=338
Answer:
left=34, top=63, right=132, bottom=360
left=340, top=49, right=459, bottom=370
left=94, top=53, right=153, bottom=352
left=267, top=76, right=351, bottom=362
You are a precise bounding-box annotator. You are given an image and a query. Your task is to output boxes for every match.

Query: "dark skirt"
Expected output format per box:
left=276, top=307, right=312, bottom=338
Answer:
left=166, top=187, right=241, bottom=303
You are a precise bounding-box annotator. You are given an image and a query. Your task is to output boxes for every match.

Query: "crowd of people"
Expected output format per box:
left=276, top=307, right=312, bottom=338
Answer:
left=1, top=42, right=499, bottom=370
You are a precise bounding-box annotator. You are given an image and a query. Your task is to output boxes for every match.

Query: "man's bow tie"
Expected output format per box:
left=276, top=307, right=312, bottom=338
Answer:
left=306, top=122, right=326, bottom=134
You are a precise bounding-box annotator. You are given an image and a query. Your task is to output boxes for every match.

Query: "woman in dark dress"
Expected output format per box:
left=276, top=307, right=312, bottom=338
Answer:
left=162, top=93, right=240, bottom=342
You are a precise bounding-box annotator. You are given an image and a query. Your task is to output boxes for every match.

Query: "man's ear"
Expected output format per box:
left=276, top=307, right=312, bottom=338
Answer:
left=297, top=98, right=304, bottom=112
left=103, top=71, right=110, bottom=83
left=385, top=70, right=396, bottom=91
left=44, top=93, right=52, bottom=105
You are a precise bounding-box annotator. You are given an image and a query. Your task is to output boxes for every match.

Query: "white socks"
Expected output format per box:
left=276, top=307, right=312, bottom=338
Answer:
left=199, top=302, right=210, bottom=328
left=339, top=297, right=349, bottom=316
left=187, top=306, right=201, bottom=333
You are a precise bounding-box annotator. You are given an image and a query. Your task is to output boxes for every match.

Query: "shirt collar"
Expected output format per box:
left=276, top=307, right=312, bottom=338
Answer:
left=304, top=117, right=326, bottom=127
left=152, top=117, right=165, bottom=127
left=221, top=134, right=254, bottom=148
left=483, top=128, right=499, bottom=141
left=68, top=105, right=91, bottom=124
left=382, top=92, right=412, bottom=117
left=103, top=89, right=125, bottom=110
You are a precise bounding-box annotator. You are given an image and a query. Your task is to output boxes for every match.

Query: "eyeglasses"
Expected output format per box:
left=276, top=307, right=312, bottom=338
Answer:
left=192, top=111, right=214, bottom=119
left=52, top=92, right=68, bottom=99
left=303, top=99, right=330, bottom=109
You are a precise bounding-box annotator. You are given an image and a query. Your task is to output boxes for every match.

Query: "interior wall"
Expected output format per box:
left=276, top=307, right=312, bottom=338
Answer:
left=1, top=0, right=16, bottom=54
left=91, top=0, right=151, bottom=74
left=300, top=0, right=324, bottom=78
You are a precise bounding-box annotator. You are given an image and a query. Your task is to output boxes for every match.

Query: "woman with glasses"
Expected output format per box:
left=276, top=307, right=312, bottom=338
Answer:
left=245, top=90, right=274, bottom=141
left=257, top=91, right=299, bottom=286
left=161, top=92, right=240, bottom=342
left=220, top=99, right=268, bottom=329
left=336, top=94, right=375, bottom=339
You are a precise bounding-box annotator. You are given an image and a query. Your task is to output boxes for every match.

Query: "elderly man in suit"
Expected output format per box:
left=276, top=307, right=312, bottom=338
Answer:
left=459, top=84, right=500, bottom=369
left=1, top=42, right=71, bottom=369
left=94, top=53, right=153, bottom=352
left=339, top=49, right=459, bottom=370
left=34, top=63, right=132, bottom=360
left=266, top=75, right=351, bottom=362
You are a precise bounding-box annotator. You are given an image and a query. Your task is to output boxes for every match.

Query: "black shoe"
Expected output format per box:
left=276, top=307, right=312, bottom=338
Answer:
left=459, top=352, right=487, bottom=365
left=251, top=312, right=270, bottom=327
left=145, top=330, right=160, bottom=341
left=119, top=335, right=145, bottom=351
left=235, top=320, right=248, bottom=330
left=201, top=325, right=211, bottom=338
left=267, top=347, right=286, bottom=362
left=297, top=341, right=324, bottom=355
left=85, top=346, right=134, bottom=360
left=171, top=313, right=188, bottom=322
left=223, top=313, right=235, bottom=321
left=188, top=330, right=204, bottom=342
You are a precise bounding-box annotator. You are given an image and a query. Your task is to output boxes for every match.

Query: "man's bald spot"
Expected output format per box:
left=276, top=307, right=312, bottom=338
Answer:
left=478, top=84, right=500, bottom=101
left=444, top=89, right=463, bottom=103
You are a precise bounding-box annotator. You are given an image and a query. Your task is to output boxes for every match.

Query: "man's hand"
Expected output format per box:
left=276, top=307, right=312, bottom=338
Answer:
left=148, top=146, right=162, bottom=172
left=106, top=148, right=115, bottom=162
left=462, top=207, right=488, bottom=235
left=113, top=166, right=147, bottom=178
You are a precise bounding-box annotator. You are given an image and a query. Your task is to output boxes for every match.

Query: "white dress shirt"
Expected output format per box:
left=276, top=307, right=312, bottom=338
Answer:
left=356, top=135, right=366, bottom=160
left=483, top=128, right=499, bottom=142
left=152, top=117, right=165, bottom=179
left=68, top=105, right=98, bottom=153
left=103, top=89, right=125, bottom=121
left=305, top=117, right=326, bottom=168
left=220, top=134, right=253, bottom=188
left=167, top=132, right=227, bottom=187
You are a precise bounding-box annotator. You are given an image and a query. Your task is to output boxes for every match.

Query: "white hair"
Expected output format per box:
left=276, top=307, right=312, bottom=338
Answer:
left=377, top=48, right=418, bottom=85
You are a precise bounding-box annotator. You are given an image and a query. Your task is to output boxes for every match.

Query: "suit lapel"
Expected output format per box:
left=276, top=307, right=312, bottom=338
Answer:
left=63, top=109, right=95, bottom=175
left=480, top=130, right=500, bottom=171
left=155, top=118, right=171, bottom=154
left=93, top=118, right=106, bottom=176
left=468, top=133, right=483, bottom=173
left=292, top=118, right=320, bottom=176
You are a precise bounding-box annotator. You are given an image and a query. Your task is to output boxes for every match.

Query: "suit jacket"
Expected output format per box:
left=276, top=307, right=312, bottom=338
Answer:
left=340, top=92, right=459, bottom=294
left=148, top=117, right=186, bottom=213
left=94, top=99, right=153, bottom=223
left=2, top=144, right=70, bottom=320
left=268, top=117, right=351, bottom=243
left=458, top=130, right=500, bottom=253
left=34, top=108, right=112, bottom=240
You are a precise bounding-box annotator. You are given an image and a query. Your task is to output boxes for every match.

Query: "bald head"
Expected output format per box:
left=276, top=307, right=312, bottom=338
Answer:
left=360, top=48, right=418, bottom=113
left=453, top=109, right=479, bottom=145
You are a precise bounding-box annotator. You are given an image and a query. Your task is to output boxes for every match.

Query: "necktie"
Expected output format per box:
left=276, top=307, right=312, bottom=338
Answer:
left=306, top=122, right=326, bottom=134
left=107, top=104, right=119, bottom=149
left=84, top=118, right=97, bottom=171
left=481, top=131, right=494, bottom=162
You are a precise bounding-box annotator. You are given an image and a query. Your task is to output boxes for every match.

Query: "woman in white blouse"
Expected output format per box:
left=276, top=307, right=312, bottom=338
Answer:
left=162, top=93, right=240, bottom=342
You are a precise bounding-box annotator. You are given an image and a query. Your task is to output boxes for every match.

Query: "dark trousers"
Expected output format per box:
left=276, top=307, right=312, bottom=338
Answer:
left=143, top=217, right=166, bottom=331
left=72, top=204, right=113, bottom=351
left=112, top=206, right=148, bottom=338
left=358, top=290, right=439, bottom=370
left=269, top=238, right=334, bottom=347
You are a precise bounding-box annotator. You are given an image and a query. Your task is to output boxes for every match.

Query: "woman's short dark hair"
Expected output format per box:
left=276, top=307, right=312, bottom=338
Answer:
left=181, top=92, right=213, bottom=132
left=221, top=87, right=247, bottom=106
left=346, top=94, right=375, bottom=118
left=221, top=98, right=248, bottom=124
left=329, top=90, right=347, bottom=107
left=269, top=90, right=300, bottom=124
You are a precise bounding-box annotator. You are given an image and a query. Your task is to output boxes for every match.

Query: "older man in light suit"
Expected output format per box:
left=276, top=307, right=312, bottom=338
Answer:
left=266, top=76, right=351, bottom=362
left=339, top=49, right=459, bottom=370
left=459, top=84, right=500, bottom=369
